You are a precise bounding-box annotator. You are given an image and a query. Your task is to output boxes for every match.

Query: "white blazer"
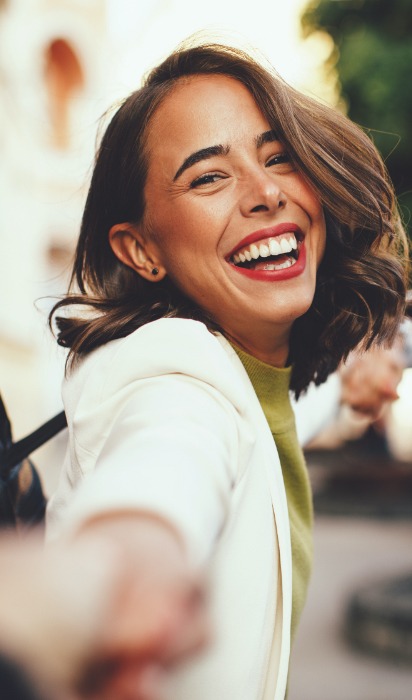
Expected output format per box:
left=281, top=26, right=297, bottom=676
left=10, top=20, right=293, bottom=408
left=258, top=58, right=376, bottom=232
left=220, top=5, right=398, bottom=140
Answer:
left=47, top=318, right=293, bottom=700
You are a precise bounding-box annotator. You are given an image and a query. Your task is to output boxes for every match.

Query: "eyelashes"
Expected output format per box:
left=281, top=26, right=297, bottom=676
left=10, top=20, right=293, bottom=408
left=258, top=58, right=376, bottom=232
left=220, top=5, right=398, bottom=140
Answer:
left=265, top=152, right=290, bottom=167
left=189, top=151, right=291, bottom=188
left=190, top=173, right=224, bottom=188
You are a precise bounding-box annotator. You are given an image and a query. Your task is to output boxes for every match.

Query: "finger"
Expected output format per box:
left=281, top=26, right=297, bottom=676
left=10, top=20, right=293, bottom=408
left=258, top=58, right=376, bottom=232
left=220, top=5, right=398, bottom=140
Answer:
left=110, top=577, right=205, bottom=658
left=79, top=660, right=165, bottom=700
left=109, top=662, right=166, bottom=700
left=158, top=589, right=210, bottom=664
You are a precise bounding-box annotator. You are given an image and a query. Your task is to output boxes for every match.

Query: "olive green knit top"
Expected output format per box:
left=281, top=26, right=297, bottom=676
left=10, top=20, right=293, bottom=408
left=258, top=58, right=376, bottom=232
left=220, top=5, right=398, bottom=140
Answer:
left=234, top=347, right=313, bottom=641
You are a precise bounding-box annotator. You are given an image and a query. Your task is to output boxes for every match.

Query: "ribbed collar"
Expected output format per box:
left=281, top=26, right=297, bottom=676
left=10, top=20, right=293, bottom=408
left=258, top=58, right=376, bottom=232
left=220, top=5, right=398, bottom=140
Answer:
left=232, top=345, right=294, bottom=434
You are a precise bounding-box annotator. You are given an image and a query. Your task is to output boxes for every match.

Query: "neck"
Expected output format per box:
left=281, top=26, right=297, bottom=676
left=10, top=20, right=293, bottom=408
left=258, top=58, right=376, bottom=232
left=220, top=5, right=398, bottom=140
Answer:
left=225, top=325, right=291, bottom=368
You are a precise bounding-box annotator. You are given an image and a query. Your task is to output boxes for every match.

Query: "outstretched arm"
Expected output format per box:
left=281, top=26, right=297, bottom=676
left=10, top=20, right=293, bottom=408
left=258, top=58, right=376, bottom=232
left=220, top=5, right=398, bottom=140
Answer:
left=0, top=516, right=206, bottom=700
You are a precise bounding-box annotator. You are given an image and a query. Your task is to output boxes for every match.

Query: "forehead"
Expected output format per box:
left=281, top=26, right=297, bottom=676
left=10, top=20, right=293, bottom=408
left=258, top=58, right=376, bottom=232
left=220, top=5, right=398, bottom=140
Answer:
left=145, top=74, right=272, bottom=163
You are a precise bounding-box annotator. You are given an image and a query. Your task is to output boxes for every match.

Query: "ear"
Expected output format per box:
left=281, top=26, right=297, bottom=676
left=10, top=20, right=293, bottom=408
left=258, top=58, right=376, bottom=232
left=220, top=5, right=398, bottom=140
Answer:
left=109, top=223, right=167, bottom=282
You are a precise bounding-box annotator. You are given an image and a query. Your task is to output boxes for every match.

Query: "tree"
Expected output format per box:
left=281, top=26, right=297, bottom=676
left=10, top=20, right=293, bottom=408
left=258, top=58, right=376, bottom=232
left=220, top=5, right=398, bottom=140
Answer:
left=302, top=0, right=412, bottom=235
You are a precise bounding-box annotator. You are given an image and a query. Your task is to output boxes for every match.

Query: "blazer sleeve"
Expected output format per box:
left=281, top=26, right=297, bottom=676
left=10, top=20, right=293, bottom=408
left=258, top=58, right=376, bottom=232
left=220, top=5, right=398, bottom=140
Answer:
left=58, top=330, right=242, bottom=567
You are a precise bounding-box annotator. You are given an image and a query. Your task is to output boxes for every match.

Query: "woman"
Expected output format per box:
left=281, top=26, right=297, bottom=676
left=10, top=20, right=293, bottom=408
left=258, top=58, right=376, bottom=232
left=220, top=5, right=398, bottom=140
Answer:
left=47, top=43, right=407, bottom=699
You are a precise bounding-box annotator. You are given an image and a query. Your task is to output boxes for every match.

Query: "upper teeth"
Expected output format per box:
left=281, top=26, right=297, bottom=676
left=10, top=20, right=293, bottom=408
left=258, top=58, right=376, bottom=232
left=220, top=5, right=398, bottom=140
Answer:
left=232, top=233, right=297, bottom=264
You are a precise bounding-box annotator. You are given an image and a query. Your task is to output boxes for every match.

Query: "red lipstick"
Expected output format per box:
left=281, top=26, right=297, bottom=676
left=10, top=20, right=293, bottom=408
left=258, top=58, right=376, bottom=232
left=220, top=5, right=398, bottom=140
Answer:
left=227, top=223, right=306, bottom=282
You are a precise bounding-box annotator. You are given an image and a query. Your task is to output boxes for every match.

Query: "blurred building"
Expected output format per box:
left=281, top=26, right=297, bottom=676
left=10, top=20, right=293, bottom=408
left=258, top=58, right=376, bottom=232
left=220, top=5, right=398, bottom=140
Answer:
left=0, top=0, right=116, bottom=461
left=0, top=0, right=122, bottom=500
left=0, top=0, right=109, bottom=348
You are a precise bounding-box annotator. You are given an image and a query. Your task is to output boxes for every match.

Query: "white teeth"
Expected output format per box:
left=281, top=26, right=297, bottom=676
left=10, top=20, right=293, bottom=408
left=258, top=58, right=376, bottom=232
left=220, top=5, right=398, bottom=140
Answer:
left=280, top=237, right=292, bottom=254
left=279, top=258, right=293, bottom=269
left=232, top=232, right=298, bottom=265
left=263, top=258, right=295, bottom=271
left=250, top=244, right=260, bottom=259
left=269, top=238, right=282, bottom=255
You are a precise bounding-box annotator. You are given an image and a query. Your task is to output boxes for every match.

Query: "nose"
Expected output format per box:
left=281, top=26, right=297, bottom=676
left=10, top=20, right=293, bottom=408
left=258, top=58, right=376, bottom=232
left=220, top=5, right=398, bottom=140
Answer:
left=239, top=168, right=286, bottom=217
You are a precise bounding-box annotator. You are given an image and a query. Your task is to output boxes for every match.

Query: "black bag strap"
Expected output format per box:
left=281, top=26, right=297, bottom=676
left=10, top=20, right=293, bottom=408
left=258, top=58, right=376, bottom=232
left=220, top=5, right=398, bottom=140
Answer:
left=5, top=412, right=67, bottom=473
left=0, top=393, right=67, bottom=476
left=0, top=393, right=12, bottom=452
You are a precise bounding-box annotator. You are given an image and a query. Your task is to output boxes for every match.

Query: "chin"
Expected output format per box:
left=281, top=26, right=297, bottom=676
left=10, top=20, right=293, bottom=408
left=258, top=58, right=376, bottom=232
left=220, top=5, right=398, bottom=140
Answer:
left=270, top=289, right=315, bottom=324
left=294, top=281, right=317, bottom=312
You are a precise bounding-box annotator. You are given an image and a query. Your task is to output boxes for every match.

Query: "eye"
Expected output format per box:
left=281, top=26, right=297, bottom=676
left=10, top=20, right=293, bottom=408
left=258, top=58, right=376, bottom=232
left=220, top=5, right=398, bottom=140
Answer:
left=190, top=172, right=225, bottom=188
left=265, top=152, right=290, bottom=167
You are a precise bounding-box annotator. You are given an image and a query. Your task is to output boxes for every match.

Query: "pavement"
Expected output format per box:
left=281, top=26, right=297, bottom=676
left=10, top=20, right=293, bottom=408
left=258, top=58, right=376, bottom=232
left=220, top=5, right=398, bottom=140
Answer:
left=288, top=515, right=412, bottom=700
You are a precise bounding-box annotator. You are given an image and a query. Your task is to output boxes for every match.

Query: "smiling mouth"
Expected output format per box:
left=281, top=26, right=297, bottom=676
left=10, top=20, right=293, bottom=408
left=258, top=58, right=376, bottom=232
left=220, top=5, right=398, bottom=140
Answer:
left=229, top=231, right=301, bottom=271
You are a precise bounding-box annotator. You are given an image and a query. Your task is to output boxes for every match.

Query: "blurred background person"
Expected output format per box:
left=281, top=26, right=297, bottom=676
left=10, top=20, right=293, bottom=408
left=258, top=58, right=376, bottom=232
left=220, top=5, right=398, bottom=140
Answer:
left=295, top=336, right=407, bottom=451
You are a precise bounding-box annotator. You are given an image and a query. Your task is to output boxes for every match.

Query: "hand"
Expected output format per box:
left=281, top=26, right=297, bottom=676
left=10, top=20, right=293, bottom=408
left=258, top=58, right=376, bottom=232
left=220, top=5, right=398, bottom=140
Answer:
left=77, top=514, right=208, bottom=700
left=0, top=515, right=208, bottom=700
left=340, top=338, right=405, bottom=422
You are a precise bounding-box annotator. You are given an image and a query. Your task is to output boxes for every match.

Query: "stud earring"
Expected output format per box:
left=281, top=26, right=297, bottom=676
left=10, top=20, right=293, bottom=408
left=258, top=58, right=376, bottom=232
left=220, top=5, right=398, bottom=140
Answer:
left=151, top=267, right=159, bottom=276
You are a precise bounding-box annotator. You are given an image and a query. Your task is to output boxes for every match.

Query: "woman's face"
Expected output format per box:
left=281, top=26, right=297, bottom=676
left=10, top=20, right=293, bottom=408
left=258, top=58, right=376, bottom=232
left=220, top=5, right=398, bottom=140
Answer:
left=140, top=74, right=326, bottom=359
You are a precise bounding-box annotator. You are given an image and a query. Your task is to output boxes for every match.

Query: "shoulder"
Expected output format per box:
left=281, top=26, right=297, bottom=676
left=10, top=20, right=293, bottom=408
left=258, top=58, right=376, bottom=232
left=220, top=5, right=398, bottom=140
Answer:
left=64, top=318, right=250, bottom=414
left=106, top=318, right=231, bottom=380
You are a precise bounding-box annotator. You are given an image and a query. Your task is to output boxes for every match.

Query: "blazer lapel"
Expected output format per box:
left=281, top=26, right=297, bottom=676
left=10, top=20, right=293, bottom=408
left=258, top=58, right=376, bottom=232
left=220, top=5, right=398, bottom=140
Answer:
left=216, top=335, right=293, bottom=699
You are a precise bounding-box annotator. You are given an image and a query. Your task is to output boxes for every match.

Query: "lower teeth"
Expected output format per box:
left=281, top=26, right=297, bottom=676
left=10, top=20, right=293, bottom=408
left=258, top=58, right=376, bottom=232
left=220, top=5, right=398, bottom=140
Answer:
left=263, top=259, right=295, bottom=271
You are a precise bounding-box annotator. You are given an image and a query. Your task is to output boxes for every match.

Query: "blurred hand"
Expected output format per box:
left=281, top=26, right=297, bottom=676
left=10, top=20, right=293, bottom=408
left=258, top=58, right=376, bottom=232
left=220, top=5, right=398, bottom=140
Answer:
left=340, top=338, right=405, bottom=422
left=0, top=515, right=208, bottom=700
left=77, top=514, right=208, bottom=700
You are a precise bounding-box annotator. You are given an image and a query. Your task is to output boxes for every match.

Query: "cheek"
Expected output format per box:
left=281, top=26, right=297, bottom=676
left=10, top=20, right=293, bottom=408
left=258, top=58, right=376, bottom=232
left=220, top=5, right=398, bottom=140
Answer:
left=300, top=185, right=323, bottom=221
left=145, top=195, right=197, bottom=244
left=297, top=185, right=326, bottom=265
left=149, top=201, right=225, bottom=266
left=313, top=218, right=327, bottom=269
left=299, top=185, right=326, bottom=238
left=317, top=234, right=326, bottom=266
left=317, top=210, right=327, bottom=256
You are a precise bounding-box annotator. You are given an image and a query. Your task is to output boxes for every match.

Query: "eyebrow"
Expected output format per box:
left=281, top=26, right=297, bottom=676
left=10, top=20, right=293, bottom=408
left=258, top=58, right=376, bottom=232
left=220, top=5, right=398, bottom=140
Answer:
left=172, top=130, right=280, bottom=182
left=173, top=145, right=229, bottom=181
left=255, top=129, right=279, bottom=148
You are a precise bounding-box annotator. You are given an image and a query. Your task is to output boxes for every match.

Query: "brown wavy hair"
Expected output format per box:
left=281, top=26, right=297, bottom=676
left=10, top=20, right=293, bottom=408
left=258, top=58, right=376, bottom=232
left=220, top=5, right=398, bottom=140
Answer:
left=50, top=42, right=409, bottom=397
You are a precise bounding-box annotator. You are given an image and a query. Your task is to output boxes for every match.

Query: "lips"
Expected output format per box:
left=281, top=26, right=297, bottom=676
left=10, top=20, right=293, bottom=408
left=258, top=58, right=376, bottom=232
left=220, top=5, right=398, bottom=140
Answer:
left=226, top=224, right=306, bottom=281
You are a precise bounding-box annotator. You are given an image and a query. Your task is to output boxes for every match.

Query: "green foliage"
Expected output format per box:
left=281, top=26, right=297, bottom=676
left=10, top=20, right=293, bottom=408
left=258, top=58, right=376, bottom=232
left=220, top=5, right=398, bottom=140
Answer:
left=302, top=0, right=412, bottom=234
